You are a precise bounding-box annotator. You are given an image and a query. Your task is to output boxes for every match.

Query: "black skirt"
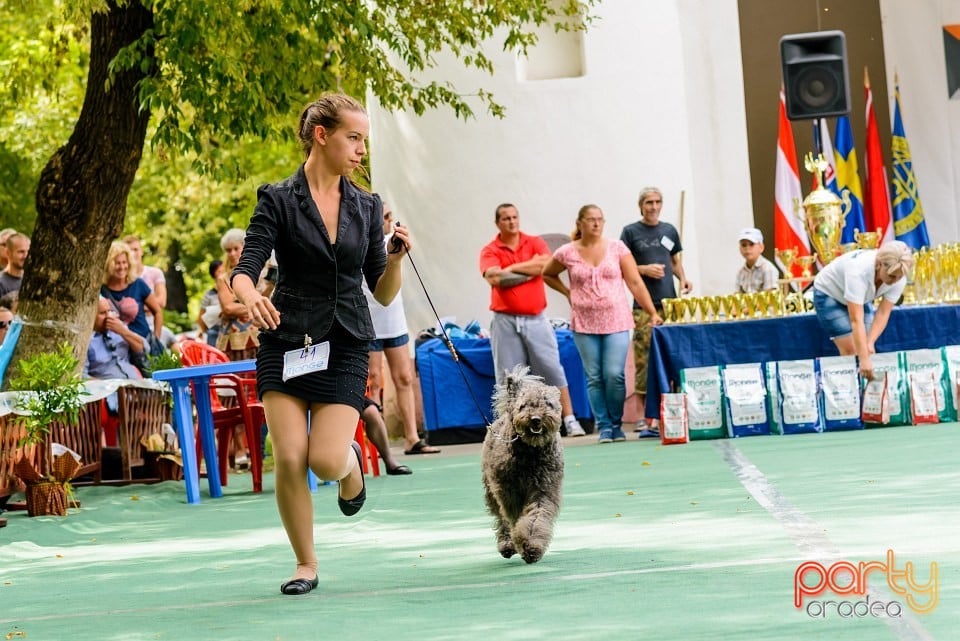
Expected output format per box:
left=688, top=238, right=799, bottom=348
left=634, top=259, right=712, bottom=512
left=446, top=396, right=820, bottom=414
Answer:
left=256, top=322, right=369, bottom=413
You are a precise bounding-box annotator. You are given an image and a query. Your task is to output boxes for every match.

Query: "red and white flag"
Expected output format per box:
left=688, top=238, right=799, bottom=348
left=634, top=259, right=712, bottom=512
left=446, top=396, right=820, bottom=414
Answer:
left=863, top=68, right=893, bottom=243
left=774, top=89, right=811, bottom=276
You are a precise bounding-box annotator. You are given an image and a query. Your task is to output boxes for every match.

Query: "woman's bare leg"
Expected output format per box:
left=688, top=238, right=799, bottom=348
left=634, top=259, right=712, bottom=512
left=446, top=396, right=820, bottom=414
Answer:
left=263, top=392, right=316, bottom=581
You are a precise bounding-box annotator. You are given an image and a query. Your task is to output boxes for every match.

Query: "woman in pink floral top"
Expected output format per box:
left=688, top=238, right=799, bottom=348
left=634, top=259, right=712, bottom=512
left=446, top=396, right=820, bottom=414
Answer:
left=543, top=205, right=662, bottom=443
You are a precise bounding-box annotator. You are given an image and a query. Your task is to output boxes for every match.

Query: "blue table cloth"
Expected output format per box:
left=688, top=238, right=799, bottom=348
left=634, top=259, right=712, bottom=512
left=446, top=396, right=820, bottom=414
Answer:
left=416, top=328, right=592, bottom=432
left=644, top=304, right=960, bottom=419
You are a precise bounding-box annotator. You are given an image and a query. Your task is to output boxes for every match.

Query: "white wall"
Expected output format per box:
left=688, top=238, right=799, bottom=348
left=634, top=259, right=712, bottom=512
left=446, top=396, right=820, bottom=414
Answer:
left=370, top=0, right=753, bottom=336
left=879, top=0, right=960, bottom=244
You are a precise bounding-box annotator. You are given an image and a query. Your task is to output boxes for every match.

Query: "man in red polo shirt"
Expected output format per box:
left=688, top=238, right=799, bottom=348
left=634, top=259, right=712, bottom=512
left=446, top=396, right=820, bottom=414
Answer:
left=479, top=203, right=586, bottom=437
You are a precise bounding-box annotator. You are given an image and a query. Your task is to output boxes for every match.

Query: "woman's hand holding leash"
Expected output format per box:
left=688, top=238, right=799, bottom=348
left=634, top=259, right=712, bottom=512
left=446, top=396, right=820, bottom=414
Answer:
left=388, top=221, right=411, bottom=258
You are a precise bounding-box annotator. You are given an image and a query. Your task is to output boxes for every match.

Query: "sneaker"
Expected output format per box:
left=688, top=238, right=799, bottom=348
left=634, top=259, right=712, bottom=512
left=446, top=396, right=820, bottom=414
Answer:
left=633, top=420, right=647, bottom=433
left=611, top=428, right=626, bottom=442
left=637, top=428, right=660, bottom=439
left=597, top=429, right=613, bottom=443
left=564, top=417, right=586, bottom=437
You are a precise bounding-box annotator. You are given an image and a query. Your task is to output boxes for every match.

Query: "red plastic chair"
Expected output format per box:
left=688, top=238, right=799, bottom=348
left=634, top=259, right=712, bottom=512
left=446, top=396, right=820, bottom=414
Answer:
left=355, top=420, right=381, bottom=477
left=179, top=339, right=263, bottom=492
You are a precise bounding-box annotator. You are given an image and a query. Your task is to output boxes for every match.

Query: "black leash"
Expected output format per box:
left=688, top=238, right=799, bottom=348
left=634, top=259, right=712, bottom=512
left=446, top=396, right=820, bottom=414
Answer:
left=393, top=241, right=493, bottom=428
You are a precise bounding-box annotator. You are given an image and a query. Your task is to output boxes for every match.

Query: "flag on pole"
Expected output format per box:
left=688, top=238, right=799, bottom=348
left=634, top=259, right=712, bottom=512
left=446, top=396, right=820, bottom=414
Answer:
left=890, top=80, right=931, bottom=249
left=774, top=89, right=811, bottom=276
left=863, top=67, right=893, bottom=243
left=813, top=118, right=839, bottom=193
left=832, top=115, right=867, bottom=244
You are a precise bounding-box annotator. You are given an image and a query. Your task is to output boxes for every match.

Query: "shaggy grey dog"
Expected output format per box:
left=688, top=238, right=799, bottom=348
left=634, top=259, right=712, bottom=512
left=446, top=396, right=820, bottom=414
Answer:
left=481, top=366, right=564, bottom=564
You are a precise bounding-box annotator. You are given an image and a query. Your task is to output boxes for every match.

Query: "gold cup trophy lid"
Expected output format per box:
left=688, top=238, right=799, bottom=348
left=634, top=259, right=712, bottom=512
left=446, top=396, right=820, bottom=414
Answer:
left=801, top=153, right=842, bottom=209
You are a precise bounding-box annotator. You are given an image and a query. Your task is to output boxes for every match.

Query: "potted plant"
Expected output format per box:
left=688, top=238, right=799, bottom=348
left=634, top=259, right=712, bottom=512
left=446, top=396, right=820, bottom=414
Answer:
left=9, top=343, right=86, bottom=516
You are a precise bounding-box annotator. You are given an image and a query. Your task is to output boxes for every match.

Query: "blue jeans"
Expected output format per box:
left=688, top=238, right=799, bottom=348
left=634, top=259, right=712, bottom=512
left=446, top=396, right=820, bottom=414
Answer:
left=813, top=289, right=874, bottom=338
left=572, top=331, right=630, bottom=433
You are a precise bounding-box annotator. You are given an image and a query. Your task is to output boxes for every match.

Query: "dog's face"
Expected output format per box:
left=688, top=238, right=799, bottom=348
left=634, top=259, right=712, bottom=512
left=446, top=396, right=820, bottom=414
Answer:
left=509, top=383, right=562, bottom=447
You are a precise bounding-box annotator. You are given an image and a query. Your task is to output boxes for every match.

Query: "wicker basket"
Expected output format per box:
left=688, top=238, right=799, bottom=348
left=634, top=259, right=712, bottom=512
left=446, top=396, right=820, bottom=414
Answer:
left=25, top=481, right=67, bottom=517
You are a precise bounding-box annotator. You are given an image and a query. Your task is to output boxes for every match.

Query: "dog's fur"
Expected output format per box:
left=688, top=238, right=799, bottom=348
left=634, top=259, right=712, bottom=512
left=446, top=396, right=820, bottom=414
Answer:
left=481, top=366, right=564, bottom=564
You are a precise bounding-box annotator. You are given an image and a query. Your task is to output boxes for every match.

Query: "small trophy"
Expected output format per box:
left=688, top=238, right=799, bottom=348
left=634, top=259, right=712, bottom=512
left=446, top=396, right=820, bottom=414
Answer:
left=796, top=254, right=817, bottom=279
left=722, top=294, right=740, bottom=320
left=777, top=247, right=798, bottom=277
left=661, top=298, right=676, bottom=323
left=855, top=227, right=882, bottom=249
left=707, top=296, right=723, bottom=322
left=697, top=296, right=713, bottom=322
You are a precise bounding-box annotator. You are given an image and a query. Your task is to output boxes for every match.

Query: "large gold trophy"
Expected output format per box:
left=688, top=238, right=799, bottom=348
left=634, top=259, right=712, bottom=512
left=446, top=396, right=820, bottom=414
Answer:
left=794, top=153, right=846, bottom=266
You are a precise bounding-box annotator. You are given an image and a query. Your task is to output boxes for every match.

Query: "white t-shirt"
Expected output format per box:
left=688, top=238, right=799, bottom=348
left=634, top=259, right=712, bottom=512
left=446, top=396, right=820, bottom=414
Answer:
left=362, top=235, right=409, bottom=339
left=813, top=249, right=905, bottom=305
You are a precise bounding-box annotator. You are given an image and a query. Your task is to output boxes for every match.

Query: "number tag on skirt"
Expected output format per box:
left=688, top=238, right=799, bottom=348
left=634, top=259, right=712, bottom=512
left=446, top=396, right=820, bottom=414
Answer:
left=282, top=341, right=331, bottom=381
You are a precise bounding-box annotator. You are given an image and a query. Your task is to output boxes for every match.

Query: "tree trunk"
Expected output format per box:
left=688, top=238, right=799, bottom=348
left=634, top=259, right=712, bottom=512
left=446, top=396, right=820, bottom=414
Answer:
left=13, top=2, right=153, bottom=381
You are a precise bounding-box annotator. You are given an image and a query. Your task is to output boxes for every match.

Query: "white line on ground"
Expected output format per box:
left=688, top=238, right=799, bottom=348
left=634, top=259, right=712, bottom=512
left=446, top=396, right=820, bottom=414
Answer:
left=715, top=440, right=935, bottom=640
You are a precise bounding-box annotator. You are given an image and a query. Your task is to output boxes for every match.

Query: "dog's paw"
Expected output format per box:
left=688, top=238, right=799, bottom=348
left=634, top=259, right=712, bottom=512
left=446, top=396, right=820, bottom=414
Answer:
left=521, top=544, right=544, bottom=564
left=498, top=540, right=517, bottom=558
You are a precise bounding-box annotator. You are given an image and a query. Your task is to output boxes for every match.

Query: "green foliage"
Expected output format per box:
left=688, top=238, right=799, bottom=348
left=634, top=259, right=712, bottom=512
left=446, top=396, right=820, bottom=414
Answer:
left=0, top=0, right=597, bottom=308
left=0, top=1, right=89, bottom=231
left=8, top=342, right=86, bottom=447
left=143, top=348, right=182, bottom=376
left=161, top=309, right=193, bottom=334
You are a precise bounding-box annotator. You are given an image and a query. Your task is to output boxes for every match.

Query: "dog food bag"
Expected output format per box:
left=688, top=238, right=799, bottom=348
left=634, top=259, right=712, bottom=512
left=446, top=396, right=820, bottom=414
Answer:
left=680, top=366, right=726, bottom=440
left=776, top=359, right=821, bottom=434
left=868, top=351, right=909, bottom=426
left=660, top=393, right=689, bottom=445
left=904, top=349, right=954, bottom=423
left=941, top=345, right=960, bottom=421
left=862, top=374, right=890, bottom=425
left=909, top=371, right=940, bottom=424
left=721, top=363, right=770, bottom=437
left=818, top=355, right=863, bottom=431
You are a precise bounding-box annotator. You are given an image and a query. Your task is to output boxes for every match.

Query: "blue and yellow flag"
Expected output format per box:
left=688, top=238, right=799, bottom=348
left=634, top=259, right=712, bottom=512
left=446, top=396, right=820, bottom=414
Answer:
left=891, top=84, right=931, bottom=249
left=832, top=116, right=866, bottom=244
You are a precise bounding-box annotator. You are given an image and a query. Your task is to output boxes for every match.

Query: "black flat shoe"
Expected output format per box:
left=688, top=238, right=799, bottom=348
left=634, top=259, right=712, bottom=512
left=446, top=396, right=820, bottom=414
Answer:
left=386, top=464, right=412, bottom=475
left=338, top=441, right=366, bottom=516
left=280, top=575, right=319, bottom=595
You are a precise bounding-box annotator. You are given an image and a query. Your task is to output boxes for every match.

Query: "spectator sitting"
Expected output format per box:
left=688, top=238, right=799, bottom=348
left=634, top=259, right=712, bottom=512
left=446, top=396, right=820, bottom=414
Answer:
left=0, top=291, right=17, bottom=313
left=0, top=305, right=13, bottom=345
left=735, top=227, right=779, bottom=293
left=0, top=233, right=30, bottom=298
left=360, top=398, right=412, bottom=475
left=85, top=297, right=146, bottom=415
left=85, top=296, right=145, bottom=381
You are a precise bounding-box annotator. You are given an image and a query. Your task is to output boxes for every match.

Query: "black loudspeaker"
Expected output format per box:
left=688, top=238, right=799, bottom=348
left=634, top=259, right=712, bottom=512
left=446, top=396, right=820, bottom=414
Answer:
left=780, top=30, right=851, bottom=120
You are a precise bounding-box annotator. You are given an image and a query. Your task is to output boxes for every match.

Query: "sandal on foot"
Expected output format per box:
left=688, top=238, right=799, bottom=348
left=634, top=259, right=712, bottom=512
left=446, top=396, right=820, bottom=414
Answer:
left=280, top=575, right=319, bottom=595
left=386, top=464, right=412, bottom=475
left=338, top=442, right=366, bottom=516
left=404, top=439, right=440, bottom=455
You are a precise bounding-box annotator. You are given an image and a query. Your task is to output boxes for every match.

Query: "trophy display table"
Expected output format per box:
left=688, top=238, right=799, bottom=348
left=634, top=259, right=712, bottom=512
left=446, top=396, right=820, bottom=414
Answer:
left=643, top=303, right=960, bottom=421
